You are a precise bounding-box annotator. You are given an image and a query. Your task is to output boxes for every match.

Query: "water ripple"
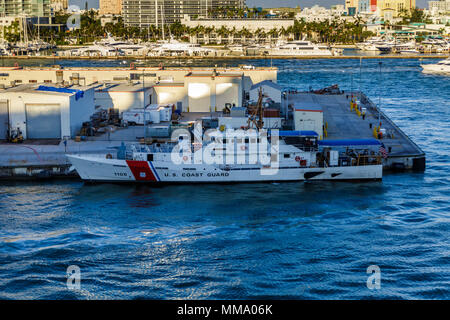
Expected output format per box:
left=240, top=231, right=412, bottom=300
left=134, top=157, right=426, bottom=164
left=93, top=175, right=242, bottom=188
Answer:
left=0, top=58, right=449, bottom=299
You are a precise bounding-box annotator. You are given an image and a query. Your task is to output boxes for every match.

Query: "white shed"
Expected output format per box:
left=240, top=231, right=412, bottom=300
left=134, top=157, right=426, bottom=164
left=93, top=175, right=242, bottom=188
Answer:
left=185, top=72, right=243, bottom=112
left=1, top=83, right=96, bottom=139
left=153, top=82, right=187, bottom=112
left=249, top=80, right=282, bottom=104
left=94, top=82, right=154, bottom=113
left=293, top=102, right=324, bottom=139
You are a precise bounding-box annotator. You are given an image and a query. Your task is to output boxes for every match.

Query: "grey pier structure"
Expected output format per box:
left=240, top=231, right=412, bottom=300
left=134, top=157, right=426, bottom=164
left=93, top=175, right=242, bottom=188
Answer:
left=285, top=91, right=426, bottom=171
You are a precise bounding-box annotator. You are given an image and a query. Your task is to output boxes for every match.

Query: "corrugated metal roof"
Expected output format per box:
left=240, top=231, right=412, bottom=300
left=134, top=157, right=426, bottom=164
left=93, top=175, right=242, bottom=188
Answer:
left=318, top=139, right=381, bottom=146
left=293, top=101, right=323, bottom=111
left=273, top=130, right=319, bottom=137
left=250, top=80, right=282, bottom=91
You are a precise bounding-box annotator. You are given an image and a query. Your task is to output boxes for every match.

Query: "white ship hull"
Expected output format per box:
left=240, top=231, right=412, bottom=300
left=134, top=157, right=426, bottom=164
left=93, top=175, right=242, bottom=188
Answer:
left=267, top=48, right=334, bottom=56
left=68, top=155, right=382, bottom=183
left=421, top=62, right=450, bottom=74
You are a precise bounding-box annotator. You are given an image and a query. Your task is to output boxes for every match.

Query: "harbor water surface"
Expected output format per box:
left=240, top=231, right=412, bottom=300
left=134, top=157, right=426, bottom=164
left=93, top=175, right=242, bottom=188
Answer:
left=0, top=58, right=449, bottom=299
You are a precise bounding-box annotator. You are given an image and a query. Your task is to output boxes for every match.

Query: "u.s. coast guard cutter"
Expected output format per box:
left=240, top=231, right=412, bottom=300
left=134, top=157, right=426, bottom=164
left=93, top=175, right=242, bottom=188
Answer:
left=67, top=129, right=383, bottom=183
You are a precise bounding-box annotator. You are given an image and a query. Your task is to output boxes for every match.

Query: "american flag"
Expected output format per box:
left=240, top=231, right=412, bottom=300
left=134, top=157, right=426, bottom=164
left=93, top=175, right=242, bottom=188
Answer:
left=379, top=143, right=388, bottom=159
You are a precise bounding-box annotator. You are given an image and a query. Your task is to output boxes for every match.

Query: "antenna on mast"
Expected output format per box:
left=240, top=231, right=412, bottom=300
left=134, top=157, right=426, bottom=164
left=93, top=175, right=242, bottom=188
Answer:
left=247, top=88, right=264, bottom=130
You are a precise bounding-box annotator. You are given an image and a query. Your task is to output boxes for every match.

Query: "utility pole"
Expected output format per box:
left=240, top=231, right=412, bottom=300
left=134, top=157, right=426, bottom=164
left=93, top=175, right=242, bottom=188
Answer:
left=378, top=61, right=382, bottom=126
left=359, top=57, right=362, bottom=100
left=350, top=69, right=353, bottom=102
left=143, top=68, right=147, bottom=142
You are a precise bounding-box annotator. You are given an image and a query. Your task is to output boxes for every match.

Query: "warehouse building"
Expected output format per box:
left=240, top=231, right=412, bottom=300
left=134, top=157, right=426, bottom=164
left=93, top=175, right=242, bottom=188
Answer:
left=94, top=82, right=155, bottom=112
left=153, top=82, right=187, bottom=112
left=0, top=66, right=278, bottom=94
left=185, top=71, right=243, bottom=112
left=0, top=83, right=96, bottom=140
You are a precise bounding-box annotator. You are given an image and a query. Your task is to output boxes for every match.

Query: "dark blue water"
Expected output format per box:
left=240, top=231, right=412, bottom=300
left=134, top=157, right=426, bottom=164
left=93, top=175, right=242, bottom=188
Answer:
left=0, top=58, right=449, bottom=299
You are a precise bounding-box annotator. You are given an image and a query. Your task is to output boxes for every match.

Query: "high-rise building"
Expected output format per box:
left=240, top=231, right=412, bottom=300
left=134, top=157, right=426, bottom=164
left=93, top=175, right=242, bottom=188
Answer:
left=50, top=0, right=67, bottom=12
left=0, top=0, right=51, bottom=17
left=428, top=0, right=450, bottom=13
left=376, top=0, right=416, bottom=18
left=99, top=0, right=122, bottom=15
left=345, top=0, right=359, bottom=15
left=123, top=0, right=245, bottom=27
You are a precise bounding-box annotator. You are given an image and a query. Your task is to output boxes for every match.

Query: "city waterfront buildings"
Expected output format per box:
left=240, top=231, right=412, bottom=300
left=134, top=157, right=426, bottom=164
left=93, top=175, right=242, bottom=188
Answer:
left=99, top=0, right=122, bottom=15
left=426, top=0, right=450, bottom=25
left=376, top=0, right=416, bottom=18
left=0, top=0, right=51, bottom=17
left=345, top=0, right=417, bottom=18
left=180, top=15, right=293, bottom=32
left=296, top=5, right=351, bottom=22
left=122, top=0, right=245, bottom=27
left=50, top=0, right=67, bottom=12
left=428, top=0, right=450, bottom=13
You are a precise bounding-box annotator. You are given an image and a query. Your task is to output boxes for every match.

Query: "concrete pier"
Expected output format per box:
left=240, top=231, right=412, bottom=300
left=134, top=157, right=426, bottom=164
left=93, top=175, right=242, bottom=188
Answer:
left=286, top=91, right=426, bottom=171
left=0, top=140, right=124, bottom=179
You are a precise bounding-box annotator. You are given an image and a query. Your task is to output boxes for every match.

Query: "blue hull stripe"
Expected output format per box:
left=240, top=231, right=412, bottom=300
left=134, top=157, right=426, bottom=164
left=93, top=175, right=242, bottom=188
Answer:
left=149, top=161, right=160, bottom=182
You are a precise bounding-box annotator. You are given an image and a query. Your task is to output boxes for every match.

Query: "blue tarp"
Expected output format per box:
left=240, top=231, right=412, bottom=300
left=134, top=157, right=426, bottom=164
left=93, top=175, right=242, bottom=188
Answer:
left=36, top=85, right=85, bottom=100
left=318, top=139, right=381, bottom=146
left=272, top=130, right=319, bottom=137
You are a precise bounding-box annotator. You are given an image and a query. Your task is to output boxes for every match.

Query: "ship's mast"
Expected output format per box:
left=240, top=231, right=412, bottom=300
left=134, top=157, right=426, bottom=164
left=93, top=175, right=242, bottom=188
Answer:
left=256, top=88, right=264, bottom=129
left=247, top=88, right=264, bottom=130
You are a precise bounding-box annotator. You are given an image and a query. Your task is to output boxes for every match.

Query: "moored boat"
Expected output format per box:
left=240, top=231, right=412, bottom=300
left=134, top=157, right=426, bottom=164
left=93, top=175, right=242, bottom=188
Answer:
left=265, top=41, right=341, bottom=56
left=67, top=130, right=383, bottom=183
left=421, top=57, right=450, bottom=74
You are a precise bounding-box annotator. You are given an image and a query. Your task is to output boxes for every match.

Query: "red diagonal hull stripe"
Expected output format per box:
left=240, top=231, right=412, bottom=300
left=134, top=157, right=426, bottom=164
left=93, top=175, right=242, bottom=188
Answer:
left=126, top=160, right=157, bottom=181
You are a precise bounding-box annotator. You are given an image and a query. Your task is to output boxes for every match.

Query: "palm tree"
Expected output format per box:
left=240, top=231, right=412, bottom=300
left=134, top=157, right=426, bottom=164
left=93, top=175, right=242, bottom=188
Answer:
left=238, top=27, right=252, bottom=44
left=268, top=27, right=279, bottom=43
left=216, top=26, right=229, bottom=44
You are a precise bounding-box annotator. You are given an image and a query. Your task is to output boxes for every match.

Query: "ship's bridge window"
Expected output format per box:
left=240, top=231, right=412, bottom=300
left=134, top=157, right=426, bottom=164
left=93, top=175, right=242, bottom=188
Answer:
left=147, top=154, right=153, bottom=161
left=284, top=154, right=290, bottom=159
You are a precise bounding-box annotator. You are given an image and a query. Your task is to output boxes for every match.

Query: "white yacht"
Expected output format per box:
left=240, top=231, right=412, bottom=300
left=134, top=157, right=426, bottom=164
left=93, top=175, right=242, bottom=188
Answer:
left=60, top=44, right=122, bottom=57
left=356, top=37, right=385, bottom=51
left=149, top=40, right=216, bottom=57
left=399, top=49, right=420, bottom=55
left=421, top=57, right=450, bottom=74
left=95, top=34, right=150, bottom=56
left=266, top=40, right=341, bottom=56
left=226, top=44, right=246, bottom=55
left=419, top=38, right=450, bottom=53
left=0, top=41, right=11, bottom=56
